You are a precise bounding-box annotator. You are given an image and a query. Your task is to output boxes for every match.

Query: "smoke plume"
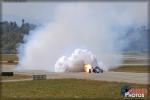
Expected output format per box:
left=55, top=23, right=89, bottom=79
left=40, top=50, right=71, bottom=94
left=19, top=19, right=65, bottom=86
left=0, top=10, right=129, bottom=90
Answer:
left=17, top=3, right=147, bottom=72
left=55, top=49, right=106, bottom=72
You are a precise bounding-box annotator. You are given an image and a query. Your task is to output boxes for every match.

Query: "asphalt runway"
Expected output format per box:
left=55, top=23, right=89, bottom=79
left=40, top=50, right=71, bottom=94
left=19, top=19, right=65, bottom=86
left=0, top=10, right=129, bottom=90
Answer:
left=1, top=64, right=149, bottom=84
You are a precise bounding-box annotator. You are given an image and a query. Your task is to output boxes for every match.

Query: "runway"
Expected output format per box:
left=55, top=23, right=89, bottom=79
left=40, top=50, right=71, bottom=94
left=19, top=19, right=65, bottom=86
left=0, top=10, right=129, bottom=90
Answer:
left=1, top=64, right=149, bottom=84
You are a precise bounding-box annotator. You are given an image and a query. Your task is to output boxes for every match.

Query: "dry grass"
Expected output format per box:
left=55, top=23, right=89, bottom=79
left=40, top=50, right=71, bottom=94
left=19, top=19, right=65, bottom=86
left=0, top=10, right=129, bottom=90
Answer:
left=0, top=54, right=18, bottom=61
left=123, top=59, right=149, bottom=64
left=110, top=65, right=149, bottom=73
left=1, top=74, right=32, bottom=80
left=1, top=79, right=149, bottom=100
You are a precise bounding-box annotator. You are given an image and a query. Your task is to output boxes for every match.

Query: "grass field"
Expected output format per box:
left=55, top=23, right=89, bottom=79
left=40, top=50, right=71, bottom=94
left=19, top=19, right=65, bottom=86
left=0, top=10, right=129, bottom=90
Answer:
left=0, top=54, right=18, bottom=61
left=1, top=74, right=32, bottom=80
left=111, top=65, right=150, bottom=73
left=123, top=59, right=149, bottom=64
left=1, top=79, right=149, bottom=100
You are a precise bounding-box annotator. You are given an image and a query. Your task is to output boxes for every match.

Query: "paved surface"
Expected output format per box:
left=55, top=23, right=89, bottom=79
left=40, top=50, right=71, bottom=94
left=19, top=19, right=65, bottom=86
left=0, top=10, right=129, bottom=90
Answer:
left=1, top=64, right=150, bottom=84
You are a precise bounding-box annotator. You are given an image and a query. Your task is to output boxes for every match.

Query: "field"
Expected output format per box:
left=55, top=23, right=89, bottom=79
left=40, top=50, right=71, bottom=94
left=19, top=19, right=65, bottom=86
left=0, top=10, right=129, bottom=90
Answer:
left=1, top=79, right=149, bottom=100
left=111, top=65, right=149, bottom=73
left=1, top=54, right=149, bottom=99
left=0, top=54, right=18, bottom=61
left=1, top=74, right=32, bottom=80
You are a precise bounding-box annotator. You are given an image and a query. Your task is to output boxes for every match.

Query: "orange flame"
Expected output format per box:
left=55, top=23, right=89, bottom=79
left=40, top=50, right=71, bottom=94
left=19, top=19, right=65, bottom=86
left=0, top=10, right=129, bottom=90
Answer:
left=84, top=64, right=92, bottom=73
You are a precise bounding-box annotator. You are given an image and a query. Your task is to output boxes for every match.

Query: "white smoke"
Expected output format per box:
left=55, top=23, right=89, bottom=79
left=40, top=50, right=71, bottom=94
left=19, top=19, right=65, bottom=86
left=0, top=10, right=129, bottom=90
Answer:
left=55, top=49, right=106, bottom=72
left=17, top=3, right=147, bottom=72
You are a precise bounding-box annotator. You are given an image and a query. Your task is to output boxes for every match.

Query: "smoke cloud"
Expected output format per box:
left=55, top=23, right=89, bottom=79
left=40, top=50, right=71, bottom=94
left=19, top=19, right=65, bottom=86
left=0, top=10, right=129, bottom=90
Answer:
left=55, top=49, right=106, bottom=72
left=17, top=3, right=147, bottom=72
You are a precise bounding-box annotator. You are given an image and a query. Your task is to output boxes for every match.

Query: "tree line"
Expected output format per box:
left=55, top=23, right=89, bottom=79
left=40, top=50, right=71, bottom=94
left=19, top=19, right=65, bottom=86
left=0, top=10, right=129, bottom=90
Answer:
left=0, top=19, right=36, bottom=54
